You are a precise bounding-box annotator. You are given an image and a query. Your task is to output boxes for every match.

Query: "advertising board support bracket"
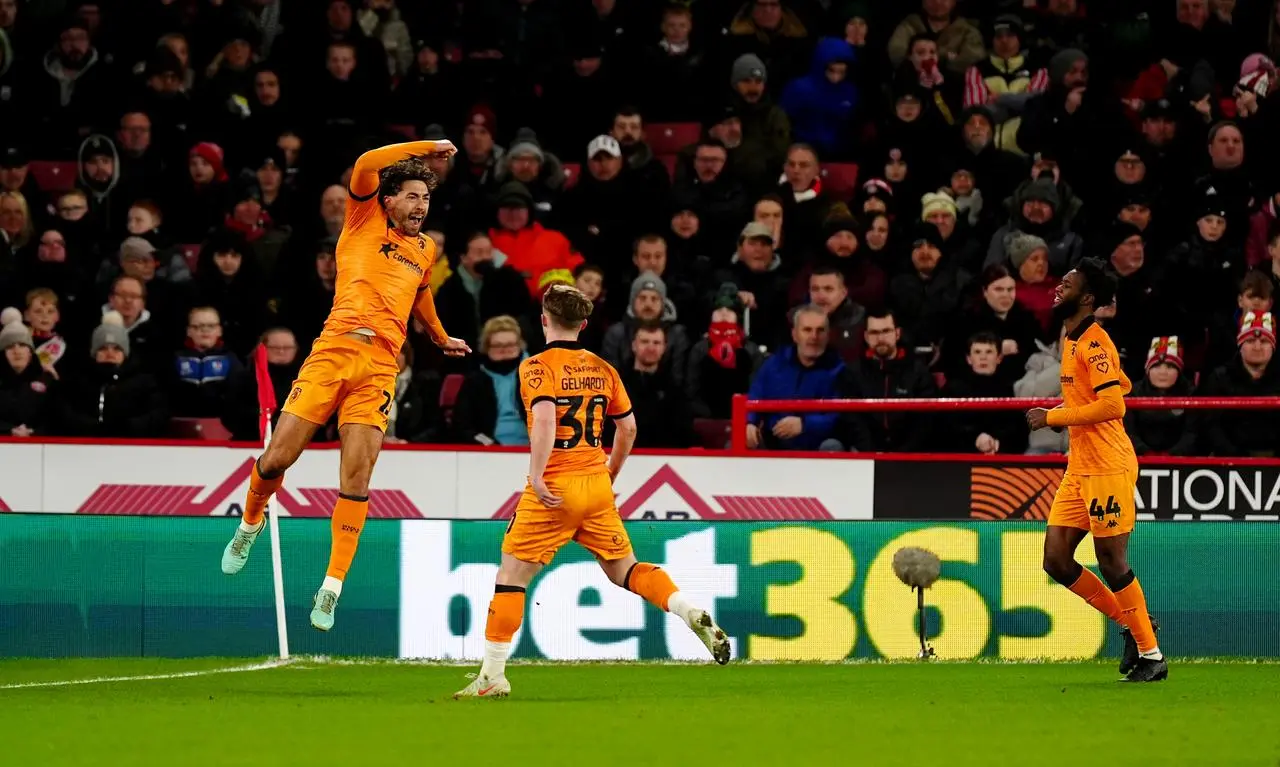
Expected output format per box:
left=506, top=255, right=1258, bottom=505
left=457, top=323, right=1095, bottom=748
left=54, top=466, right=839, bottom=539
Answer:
left=917, top=587, right=935, bottom=660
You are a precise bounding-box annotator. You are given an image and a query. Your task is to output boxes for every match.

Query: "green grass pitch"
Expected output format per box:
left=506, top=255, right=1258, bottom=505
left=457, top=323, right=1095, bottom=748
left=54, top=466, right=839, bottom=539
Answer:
left=3, top=658, right=1278, bottom=766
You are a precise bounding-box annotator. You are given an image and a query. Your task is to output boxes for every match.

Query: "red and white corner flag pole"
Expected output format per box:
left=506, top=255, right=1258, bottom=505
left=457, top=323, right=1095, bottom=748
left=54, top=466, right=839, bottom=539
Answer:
left=254, top=344, right=290, bottom=660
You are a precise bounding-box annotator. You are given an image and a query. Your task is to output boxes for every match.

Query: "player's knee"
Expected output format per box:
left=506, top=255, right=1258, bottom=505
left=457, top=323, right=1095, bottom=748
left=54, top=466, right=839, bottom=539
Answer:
left=1042, top=552, right=1077, bottom=586
left=1096, top=555, right=1130, bottom=588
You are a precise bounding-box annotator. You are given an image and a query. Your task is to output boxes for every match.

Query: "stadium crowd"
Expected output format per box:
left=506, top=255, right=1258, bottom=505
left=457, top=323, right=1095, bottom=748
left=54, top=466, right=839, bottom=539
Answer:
left=2, top=0, right=1280, bottom=456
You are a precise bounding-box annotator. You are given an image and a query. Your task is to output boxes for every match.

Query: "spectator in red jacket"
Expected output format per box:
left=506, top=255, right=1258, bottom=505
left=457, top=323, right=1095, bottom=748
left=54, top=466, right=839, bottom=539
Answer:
left=488, top=180, right=582, bottom=300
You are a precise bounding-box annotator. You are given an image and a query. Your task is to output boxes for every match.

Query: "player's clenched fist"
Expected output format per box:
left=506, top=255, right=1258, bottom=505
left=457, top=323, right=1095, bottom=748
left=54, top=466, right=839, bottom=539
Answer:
left=427, top=139, right=457, bottom=157
left=1025, top=407, right=1049, bottom=431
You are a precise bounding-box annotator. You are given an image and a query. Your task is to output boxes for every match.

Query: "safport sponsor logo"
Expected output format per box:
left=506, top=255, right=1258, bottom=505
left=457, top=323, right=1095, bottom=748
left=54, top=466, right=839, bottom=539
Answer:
left=970, top=467, right=1060, bottom=521
left=490, top=464, right=835, bottom=521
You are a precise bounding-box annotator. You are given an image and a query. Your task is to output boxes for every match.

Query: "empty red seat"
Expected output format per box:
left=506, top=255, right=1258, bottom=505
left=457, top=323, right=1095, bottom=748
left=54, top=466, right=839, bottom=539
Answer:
left=820, top=163, right=859, bottom=201
left=692, top=419, right=731, bottom=450
left=562, top=162, right=580, bottom=190
left=179, top=244, right=201, bottom=273
left=29, top=161, right=78, bottom=193
left=439, top=373, right=465, bottom=426
left=647, top=122, right=701, bottom=155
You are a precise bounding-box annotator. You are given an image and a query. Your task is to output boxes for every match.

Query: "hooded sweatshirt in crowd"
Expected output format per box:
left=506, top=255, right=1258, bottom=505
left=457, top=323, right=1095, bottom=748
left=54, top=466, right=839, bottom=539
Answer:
left=780, top=38, right=858, bottom=159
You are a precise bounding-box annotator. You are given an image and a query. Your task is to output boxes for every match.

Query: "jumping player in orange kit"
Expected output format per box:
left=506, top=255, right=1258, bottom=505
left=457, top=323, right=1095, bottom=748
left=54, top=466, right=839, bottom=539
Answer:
left=220, top=139, right=470, bottom=631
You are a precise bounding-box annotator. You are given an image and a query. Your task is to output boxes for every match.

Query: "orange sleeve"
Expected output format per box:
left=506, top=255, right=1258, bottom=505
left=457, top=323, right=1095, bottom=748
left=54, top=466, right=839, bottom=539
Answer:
left=520, top=358, right=554, bottom=409
left=1045, top=387, right=1125, bottom=427
left=349, top=140, right=453, bottom=200
left=607, top=365, right=632, bottom=418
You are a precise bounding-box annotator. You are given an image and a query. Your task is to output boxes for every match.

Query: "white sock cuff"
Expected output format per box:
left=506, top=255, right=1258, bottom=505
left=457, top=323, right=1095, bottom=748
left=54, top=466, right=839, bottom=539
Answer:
left=321, top=575, right=344, bottom=597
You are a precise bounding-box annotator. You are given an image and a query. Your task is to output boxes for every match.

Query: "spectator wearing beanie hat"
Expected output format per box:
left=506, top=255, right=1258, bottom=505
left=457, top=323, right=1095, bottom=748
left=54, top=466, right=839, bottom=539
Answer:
left=601, top=271, right=691, bottom=389
left=496, top=127, right=564, bottom=222
left=729, top=54, right=791, bottom=181
left=0, top=309, right=57, bottom=438
left=489, top=180, right=582, bottom=300
left=984, top=176, right=1084, bottom=274
left=454, top=103, right=503, bottom=195
left=687, top=287, right=764, bottom=420
left=1125, top=336, right=1200, bottom=456
left=889, top=221, right=970, bottom=353
left=788, top=214, right=887, bottom=314
left=1005, top=231, right=1056, bottom=332
left=1199, top=312, right=1280, bottom=456
left=35, top=15, right=113, bottom=157
left=921, top=190, right=981, bottom=272
left=58, top=312, right=168, bottom=438
left=170, top=141, right=232, bottom=241
left=1162, top=191, right=1246, bottom=343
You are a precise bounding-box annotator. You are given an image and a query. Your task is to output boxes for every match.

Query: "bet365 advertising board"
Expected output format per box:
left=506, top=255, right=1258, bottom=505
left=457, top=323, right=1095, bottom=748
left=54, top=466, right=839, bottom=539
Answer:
left=2, top=516, right=1276, bottom=659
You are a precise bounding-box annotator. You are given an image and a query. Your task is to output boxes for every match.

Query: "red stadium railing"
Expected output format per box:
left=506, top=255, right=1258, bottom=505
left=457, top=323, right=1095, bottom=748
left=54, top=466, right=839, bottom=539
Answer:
left=728, top=394, right=1280, bottom=452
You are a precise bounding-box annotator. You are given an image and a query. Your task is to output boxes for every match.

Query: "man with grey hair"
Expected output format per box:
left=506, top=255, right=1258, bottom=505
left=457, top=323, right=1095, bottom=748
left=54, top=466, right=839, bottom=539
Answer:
left=743, top=304, right=860, bottom=451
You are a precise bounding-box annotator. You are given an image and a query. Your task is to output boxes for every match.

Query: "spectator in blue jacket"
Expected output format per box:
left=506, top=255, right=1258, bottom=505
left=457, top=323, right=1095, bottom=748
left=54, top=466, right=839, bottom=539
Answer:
left=170, top=306, right=243, bottom=418
left=745, top=304, right=852, bottom=451
left=779, top=37, right=858, bottom=160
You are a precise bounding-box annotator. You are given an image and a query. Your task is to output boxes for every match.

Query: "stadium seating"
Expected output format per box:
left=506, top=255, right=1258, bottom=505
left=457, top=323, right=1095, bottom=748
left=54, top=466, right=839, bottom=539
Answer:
left=818, top=163, right=859, bottom=201
left=646, top=123, right=701, bottom=156
left=693, top=419, right=731, bottom=450
left=439, top=373, right=465, bottom=425
left=562, top=163, right=580, bottom=190
left=29, top=161, right=78, bottom=193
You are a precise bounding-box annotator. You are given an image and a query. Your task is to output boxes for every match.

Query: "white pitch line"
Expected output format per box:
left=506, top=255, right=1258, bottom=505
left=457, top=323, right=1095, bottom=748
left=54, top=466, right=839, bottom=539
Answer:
left=0, top=658, right=294, bottom=690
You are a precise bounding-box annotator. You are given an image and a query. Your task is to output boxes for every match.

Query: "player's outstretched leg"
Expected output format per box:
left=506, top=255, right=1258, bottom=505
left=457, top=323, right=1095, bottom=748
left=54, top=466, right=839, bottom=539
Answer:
left=222, top=414, right=316, bottom=575
left=615, top=560, right=730, bottom=665
left=311, top=424, right=381, bottom=631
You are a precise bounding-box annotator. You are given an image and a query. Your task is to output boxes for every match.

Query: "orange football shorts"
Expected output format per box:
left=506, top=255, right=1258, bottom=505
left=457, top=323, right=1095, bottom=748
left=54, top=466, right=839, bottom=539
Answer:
left=502, top=472, right=633, bottom=565
left=1047, top=468, right=1139, bottom=538
left=282, top=334, right=399, bottom=431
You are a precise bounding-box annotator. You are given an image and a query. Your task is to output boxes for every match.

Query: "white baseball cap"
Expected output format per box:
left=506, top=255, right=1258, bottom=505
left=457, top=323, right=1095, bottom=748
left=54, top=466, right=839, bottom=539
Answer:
left=586, top=135, right=621, bottom=159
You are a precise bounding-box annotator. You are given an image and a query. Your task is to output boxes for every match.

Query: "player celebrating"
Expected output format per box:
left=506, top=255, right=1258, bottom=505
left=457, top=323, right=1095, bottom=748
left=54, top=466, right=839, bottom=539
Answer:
left=454, top=285, right=730, bottom=699
left=221, top=139, right=470, bottom=631
left=1026, top=258, right=1165, bottom=682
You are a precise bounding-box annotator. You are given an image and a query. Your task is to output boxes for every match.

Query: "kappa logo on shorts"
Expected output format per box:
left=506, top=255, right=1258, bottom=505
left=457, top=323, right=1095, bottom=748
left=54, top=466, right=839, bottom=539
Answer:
left=970, top=467, right=1061, bottom=520
left=289, top=386, right=302, bottom=403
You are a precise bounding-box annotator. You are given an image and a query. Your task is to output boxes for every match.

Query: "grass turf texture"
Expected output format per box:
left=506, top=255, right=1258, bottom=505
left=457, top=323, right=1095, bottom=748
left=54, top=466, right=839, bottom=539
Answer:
left=3, top=659, right=1278, bottom=766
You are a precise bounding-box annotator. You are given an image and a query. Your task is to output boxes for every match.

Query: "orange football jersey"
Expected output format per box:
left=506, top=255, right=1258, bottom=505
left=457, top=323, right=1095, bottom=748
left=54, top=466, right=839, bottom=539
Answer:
left=519, top=341, right=632, bottom=478
left=1059, top=316, right=1137, bottom=474
left=322, top=142, right=443, bottom=353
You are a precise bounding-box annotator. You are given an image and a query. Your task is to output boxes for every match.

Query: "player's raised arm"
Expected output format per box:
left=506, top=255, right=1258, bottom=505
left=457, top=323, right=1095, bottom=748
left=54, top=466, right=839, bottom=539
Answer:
left=349, top=139, right=456, bottom=199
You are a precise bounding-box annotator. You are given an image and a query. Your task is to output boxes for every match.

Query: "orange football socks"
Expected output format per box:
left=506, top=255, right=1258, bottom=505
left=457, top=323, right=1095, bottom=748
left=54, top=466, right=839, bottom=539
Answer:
left=1067, top=567, right=1124, bottom=624
left=1114, top=573, right=1161, bottom=656
left=481, top=585, right=526, bottom=680
left=485, top=586, right=527, bottom=643
left=325, top=494, right=369, bottom=581
left=242, top=459, right=283, bottom=528
left=624, top=562, right=678, bottom=611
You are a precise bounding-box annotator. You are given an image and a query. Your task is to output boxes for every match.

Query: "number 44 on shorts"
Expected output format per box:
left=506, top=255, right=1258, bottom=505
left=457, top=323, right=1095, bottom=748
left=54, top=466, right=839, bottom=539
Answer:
left=1089, top=496, right=1123, bottom=528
